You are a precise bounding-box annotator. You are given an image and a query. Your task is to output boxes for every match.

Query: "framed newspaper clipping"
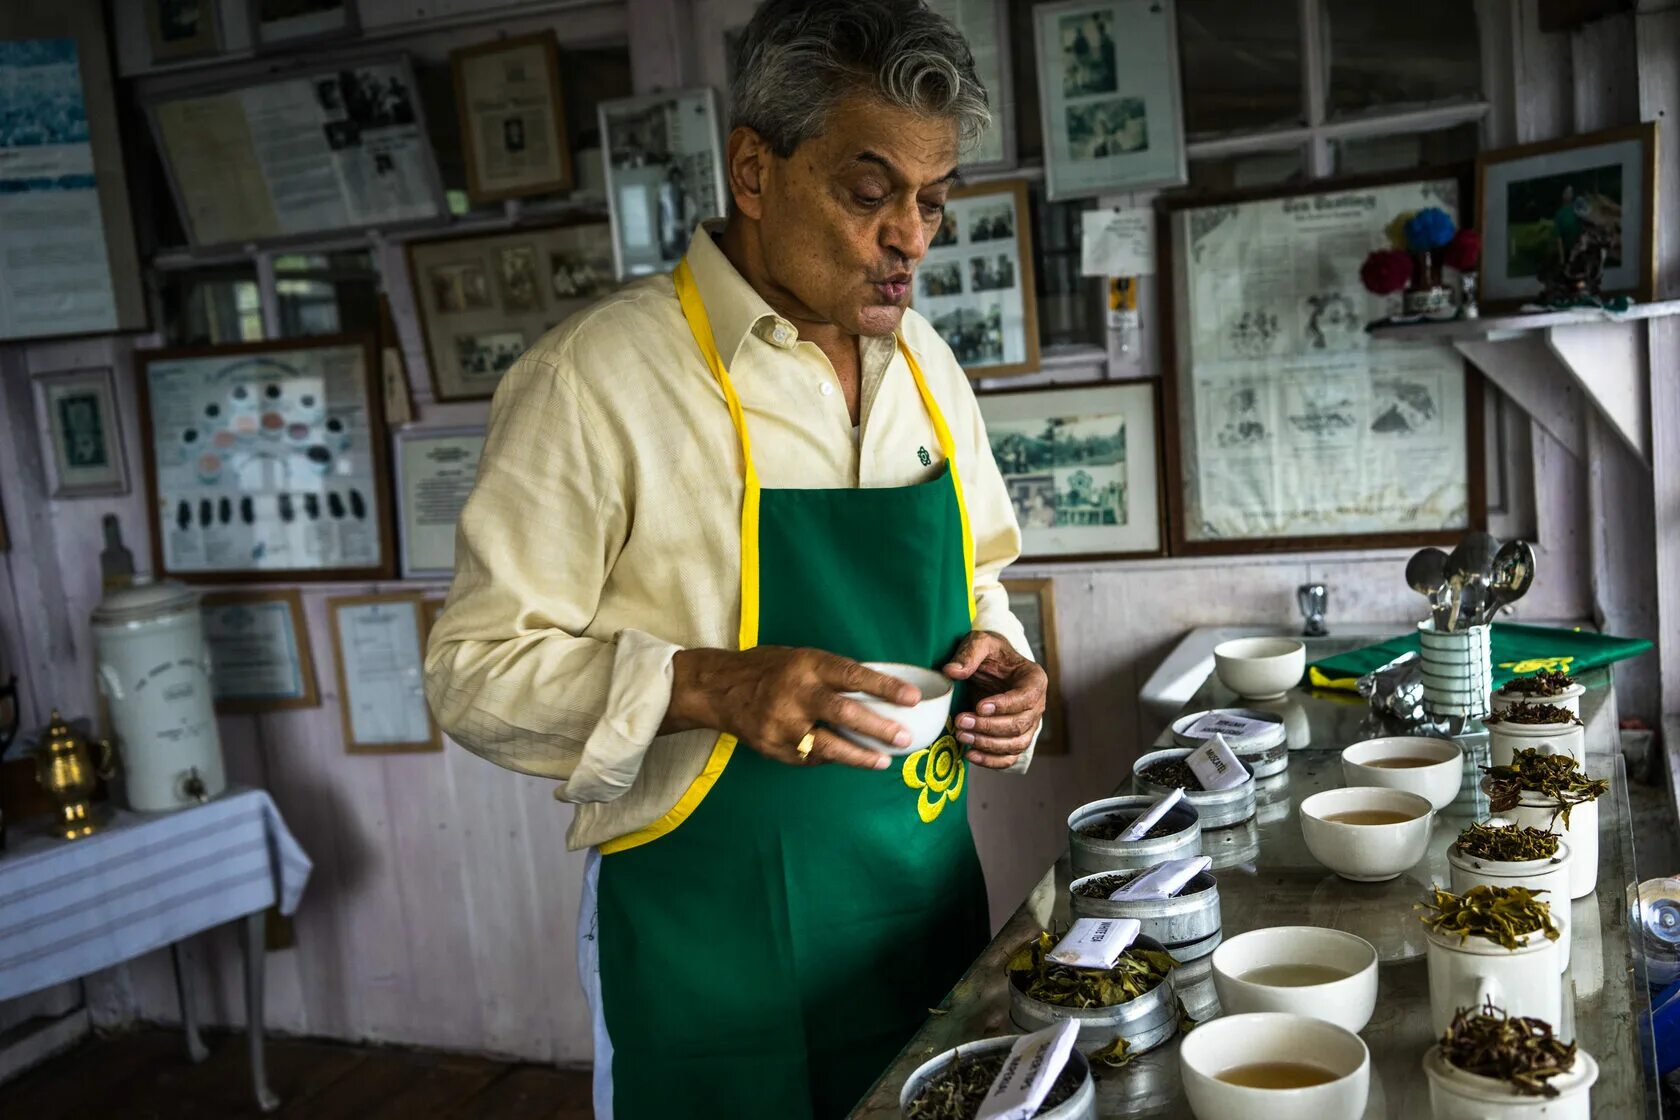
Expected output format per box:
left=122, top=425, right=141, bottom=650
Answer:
left=1159, top=167, right=1486, bottom=555
left=450, top=31, right=573, bottom=204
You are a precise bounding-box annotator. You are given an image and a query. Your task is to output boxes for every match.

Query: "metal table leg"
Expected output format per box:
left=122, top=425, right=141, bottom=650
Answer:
left=241, top=911, right=279, bottom=1112
left=169, top=938, right=209, bottom=1063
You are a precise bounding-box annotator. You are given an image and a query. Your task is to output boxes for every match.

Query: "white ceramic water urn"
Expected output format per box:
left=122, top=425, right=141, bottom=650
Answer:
left=91, top=577, right=226, bottom=811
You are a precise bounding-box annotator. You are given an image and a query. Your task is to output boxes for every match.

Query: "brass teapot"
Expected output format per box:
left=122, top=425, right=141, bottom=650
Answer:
left=33, top=710, right=115, bottom=840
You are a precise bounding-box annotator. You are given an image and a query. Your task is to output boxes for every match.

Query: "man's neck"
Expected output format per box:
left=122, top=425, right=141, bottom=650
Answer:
left=717, top=217, right=853, bottom=359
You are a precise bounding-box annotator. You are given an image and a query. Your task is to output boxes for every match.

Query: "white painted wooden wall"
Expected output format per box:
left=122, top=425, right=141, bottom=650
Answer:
left=0, top=0, right=1655, bottom=1070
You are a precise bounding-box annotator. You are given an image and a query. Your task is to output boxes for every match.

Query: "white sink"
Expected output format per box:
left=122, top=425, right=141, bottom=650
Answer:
left=1141, top=619, right=1592, bottom=727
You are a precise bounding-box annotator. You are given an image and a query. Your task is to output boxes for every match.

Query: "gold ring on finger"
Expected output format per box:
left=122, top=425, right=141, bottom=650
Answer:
left=796, top=731, right=816, bottom=761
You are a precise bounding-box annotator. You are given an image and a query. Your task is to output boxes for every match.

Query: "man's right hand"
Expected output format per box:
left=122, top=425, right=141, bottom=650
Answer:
left=661, top=646, right=921, bottom=769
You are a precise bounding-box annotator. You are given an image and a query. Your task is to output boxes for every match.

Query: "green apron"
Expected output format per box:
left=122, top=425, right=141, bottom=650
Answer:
left=592, top=259, right=989, bottom=1119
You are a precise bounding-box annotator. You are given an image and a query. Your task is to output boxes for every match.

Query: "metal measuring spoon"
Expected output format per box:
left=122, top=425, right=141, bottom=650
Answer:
left=1486, top=539, right=1536, bottom=623
left=1405, top=548, right=1449, bottom=600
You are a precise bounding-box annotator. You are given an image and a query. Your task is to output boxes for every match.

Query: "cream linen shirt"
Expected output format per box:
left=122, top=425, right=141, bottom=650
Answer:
left=424, top=223, right=1034, bottom=851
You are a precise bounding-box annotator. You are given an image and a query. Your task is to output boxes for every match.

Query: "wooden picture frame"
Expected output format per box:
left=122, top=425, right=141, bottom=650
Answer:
left=1003, top=578, right=1066, bottom=756
left=979, top=378, right=1165, bottom=561
left=31, top=367, right=129, bottom=498
left=326, top=592, right=440, bottom=754
left=247, top=0, right=357, bottom=52
left=926, top=0, right=1016, bottom=173
left=599, top=88, right=727, bottom=279
left=1474, top=122, right=1659, bottom=311
left=1158, top=166, right=1488, bottom=555
left=405, top=219, right=615, bottom=400
left=450, top=32, right=573, bottom=204
left=134, top=335, right=397, bottom=583
left=917, top=178, right=1041, bottom=379
left=145, top=0, right=220, bottom=64
left=1032, top=0, right=1187, bottom=201
left=201, top=589, right=318, bottom=713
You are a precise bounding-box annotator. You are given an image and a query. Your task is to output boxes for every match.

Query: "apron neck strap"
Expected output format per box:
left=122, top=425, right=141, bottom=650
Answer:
left=673, top=255, right=958, bottom=479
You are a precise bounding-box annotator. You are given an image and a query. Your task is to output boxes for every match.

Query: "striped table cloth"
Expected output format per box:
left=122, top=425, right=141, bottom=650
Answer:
left=0, top=786, right=312, bottom=1000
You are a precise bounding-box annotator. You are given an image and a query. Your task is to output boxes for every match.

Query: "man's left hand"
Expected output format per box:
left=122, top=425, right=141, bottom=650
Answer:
left=944, top=631, right=1047, bottom=770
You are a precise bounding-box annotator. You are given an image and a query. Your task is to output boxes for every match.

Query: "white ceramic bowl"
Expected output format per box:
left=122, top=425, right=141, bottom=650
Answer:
left=1341, top=736, right=1464, bottom=811
left=1300, top=787, right=1434, bottom=881
left=1213, top=638, right=1306, bottom=700
left=1210, top=926, right=1379, bottom=1033
left=1180, top=1012, right=1369, bottom=1120
left=836, top=662, right=952, bottom=756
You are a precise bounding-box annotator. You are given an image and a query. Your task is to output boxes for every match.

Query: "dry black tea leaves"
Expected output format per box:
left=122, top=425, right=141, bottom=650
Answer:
left=1485, top=701, right=1579, bottom=727
left=1454, top=821, right=1561, bottom=863
left=1498, top=670, right=1575, bottom=698
left=1077, top=813, right=1180, bottom=842
left=903, top=1049, right=1083, bottom=1119
left=1481, top=749, right=1608, bottom=825
left=1416, top=885, right=1560, bottom=951
left=1072, top=869, right=1208, bottom=899
left=1138, top=759, right=1205, bottom=791
left=1440, top=998, right=1577, bottom=1098
left=1007, top=930, right=1177, bottom=1009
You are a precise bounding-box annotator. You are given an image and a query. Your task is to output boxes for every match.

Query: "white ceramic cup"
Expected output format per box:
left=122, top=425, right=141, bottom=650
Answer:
left=1491, top=680, right=1585, bottom=718
left=1210, top=926, right=1378, bottom=1033
left=1300, top=787, right=1434, bottom=881
left=1213, top=637, right=1306, bottom=701
left=1341, top=736, right=1464, bottom=811
left=1487, top=718, right=1586, bottom=768
left=1423, top=1039, right=1597, bottom=1119
left=1179, top=1011, right=1369, bottom=1120
left=1501, top=793, right=1599, bottom=898
left=836, top=662, right=952, bottom=755
left=1447, top=833, right=1572, bottom=973
left=1425, top=925, right=1564, bottom=1038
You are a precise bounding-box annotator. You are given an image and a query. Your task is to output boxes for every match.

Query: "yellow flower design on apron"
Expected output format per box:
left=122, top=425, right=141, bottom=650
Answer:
left=1499, top=655, right=1576, bottom=674
left=902, top=734, right=965, bottom=823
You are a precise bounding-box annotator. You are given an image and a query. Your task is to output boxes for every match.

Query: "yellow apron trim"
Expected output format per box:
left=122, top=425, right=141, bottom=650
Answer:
left=604, top=259, right=973, bottom=855
left=1307, top=666, right=1359, bottom=691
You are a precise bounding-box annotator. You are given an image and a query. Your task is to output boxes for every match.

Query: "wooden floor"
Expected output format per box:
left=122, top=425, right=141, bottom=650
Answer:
left=2, top=1027, right=593, bottom=1119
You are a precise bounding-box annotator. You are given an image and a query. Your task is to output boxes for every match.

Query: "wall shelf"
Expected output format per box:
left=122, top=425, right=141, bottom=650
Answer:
left=1368, top=300, right=1680, bottom=466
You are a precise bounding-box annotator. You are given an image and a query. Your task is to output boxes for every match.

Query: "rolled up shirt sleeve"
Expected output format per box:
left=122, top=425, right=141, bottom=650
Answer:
left=423, top=343, right=673, bottom=803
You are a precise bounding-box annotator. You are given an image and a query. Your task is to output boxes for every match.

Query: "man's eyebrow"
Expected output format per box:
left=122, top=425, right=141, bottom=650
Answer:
left=853, top=151, right=962, bottom=185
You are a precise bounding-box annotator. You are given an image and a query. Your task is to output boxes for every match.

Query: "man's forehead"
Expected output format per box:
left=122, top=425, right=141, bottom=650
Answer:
left=812, top=95, right=961, bottom=176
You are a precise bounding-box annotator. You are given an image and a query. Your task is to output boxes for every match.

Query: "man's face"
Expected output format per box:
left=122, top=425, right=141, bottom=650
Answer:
left=748, top=95, right=960, bottom=337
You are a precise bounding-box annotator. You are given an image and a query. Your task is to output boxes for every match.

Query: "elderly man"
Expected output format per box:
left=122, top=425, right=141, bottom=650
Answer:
left=424, top=2, right=1045, bottom=1116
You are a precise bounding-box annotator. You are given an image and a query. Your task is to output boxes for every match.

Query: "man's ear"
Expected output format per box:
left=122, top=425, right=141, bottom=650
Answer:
left=727, top=126, right=769, bottom=221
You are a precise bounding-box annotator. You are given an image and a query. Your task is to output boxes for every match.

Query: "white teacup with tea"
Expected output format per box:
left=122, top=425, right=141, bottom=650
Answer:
left=1179, top=1011, right=1369, bottom=1120
left=1210, top=926, right=1378, bottom=1033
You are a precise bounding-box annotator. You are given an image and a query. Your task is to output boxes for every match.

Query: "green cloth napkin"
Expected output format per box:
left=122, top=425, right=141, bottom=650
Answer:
left=1306, top=622, right=1652, bottom=691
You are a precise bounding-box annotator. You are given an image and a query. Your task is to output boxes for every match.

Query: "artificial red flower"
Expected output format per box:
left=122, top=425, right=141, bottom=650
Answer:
left=1360, top=248, right=1413, bottom=296
left=1444, top=228, right=1483, bottom=272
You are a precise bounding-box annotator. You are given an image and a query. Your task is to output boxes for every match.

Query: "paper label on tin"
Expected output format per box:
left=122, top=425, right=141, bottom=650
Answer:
left=1186, top=735, right=1247, bottom=790
left=973, top=1020, right=1081, bottom=1120
left=1047, top=917, right=1140, bottom=969
left=1117, top=788, right=1185, bottom=841
left=1110, top=856, right=1212, bottom=901
left=1184, top=711, right=1274, bottom=745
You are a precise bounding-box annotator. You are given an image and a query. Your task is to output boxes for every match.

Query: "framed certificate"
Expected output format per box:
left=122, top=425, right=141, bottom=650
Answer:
left=916, top=179, right=1040, bottom=378
left=599, top=89, right=727, bottom=279
left=1159, top=169, right=1486, bottom=553
left=134, top=335, right=396, bottom=582
left=32, top=367, right=129, bottom=498
left=394, top=426, right=485, bottom=578
left=451, top=32, right=572, bottom=203
left=1032, top=0, right=1187, bottom=200
left=979, top=379, right=1163, bottom=560
left=145, top=56, right=447, bottom=250
left=405, top=221, right=615, bottom=400
left=326, top=593, right=439, bottom=754
left=201, top=589, right=318, bottom=712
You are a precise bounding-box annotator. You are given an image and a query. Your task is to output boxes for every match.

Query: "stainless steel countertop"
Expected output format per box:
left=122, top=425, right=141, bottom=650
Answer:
left=851, top=658, right=1663, bottom=1118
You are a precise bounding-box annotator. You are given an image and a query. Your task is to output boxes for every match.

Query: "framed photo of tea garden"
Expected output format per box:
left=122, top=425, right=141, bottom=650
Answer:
left=1032, top=0, right=1186, bottom=200
left=978, top=379, right=1162, bottom=560
left=1475, top=122, right=1658, bottom=310
left=1159, top=169, right=1487, bottom=555
left=917, top=179, right=1039, bottom=378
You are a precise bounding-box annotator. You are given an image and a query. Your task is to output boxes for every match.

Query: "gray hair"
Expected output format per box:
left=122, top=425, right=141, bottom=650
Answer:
left=730, top=0, right=991, bottom=158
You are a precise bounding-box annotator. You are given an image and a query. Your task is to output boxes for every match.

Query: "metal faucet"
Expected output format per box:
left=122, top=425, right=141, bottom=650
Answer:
left=1298, top=583, right=1328, bottom=637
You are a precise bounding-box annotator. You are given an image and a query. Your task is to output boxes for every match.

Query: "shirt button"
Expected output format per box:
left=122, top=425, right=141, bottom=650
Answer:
left=819, top=382, right=834, bottom=396
left=772, top=324, right=794, bottom=346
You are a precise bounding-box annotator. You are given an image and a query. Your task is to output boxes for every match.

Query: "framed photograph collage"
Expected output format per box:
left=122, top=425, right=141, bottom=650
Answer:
left=405, top=220, right=616, bottom=401
left=599, top=88, right=728, bottom=278
left=919, top=180, right=1040, bottom=379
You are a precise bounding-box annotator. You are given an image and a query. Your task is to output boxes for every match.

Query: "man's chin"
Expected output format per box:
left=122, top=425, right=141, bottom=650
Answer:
left=854, top=304, right=907, bottom=337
